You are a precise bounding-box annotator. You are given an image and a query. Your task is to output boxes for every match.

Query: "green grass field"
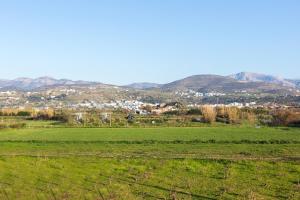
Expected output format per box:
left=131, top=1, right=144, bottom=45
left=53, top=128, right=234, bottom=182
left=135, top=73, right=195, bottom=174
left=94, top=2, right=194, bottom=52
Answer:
left=0, top=127, right=299, bottom=199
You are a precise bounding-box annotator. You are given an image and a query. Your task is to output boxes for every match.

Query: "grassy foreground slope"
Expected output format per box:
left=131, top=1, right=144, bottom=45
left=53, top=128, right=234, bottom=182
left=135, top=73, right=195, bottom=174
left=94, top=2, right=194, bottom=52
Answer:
left=0, top=127, right=299, bottom=199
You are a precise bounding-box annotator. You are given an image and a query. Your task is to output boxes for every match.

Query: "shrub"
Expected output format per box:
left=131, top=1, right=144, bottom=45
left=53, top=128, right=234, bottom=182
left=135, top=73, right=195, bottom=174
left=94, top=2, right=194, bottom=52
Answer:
left=163, top=110, right=180, bottom=115
left=8, top=123, right=26, bottom=129
left=0, top=124, right=8, bottom=129
left=17, top=111, right=31, bottom=116
left=201, top=105, right=216, bottom=123
left=241, top=111, right=257, bottom=125
left=126, top=114, right=135, bottom=124
left=0, top=122, right=26, bottom=129
left=216, top=106, right=226, bottom=118
left=288, top=120, right=300, bottom=127
left=225, top=107, right=240, bottom=124
left=186, top=108, right=202, bottom=115
left=257, top=114, right=273, bottom=125
left=271, top=110, right=300, bottom=127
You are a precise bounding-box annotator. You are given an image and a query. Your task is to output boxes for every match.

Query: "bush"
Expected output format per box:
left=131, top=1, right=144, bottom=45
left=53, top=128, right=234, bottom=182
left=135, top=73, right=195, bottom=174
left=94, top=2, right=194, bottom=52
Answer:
left=186, top=108, right=202, bottom=115
left=17, top=111, right=31, bottom=117
left=288, top=120, right=300, bottom=127
left=201, top=106, right=216, bottom=123
left=9, top=123, right=26, bottom=129
left=257, top=114, right=273, bottom=125
left=216, top=106, right=226, bottom=118
left=271, top=110, right=300, bottom=127
left=241, top=111, right=257, bottom=125
left=0, top=123, right=26, bottom=129
left=126, top=114, right=135, bottom=124
left=0, top=124, right=8, bottom=129
left=225, top=107, right=240, bottom=124
left=163, top=110, right=180, bottom=115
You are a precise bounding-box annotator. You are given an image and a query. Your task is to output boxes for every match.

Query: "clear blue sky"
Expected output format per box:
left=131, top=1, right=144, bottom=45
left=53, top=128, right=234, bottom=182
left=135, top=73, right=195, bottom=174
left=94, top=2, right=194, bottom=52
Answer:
left=0, top=0, right=299, bottom=84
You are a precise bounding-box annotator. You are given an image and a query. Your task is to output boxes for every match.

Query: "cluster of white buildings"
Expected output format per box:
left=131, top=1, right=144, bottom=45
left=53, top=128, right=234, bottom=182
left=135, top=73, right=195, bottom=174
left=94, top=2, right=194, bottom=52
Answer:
left=188, top=102, right=257, bottom=108
left=103, top=100, right=145, bottom=110
left=0, top=91, right=17, bottom=95
left=0, top=91, right=20, bottom=106
left=227, top=102, right=257, bottom=108
left=175, top=90, right=226, bottom=98
left=59, top=88, right=77, bottom=95
left=73, top=100, right=152, bottom=114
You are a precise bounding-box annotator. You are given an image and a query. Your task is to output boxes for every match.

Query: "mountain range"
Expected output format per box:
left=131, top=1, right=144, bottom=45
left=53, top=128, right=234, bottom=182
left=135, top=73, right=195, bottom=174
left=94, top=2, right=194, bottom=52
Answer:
left=126, top=72, right=299, bottom=92
left=0, top=76, right=97, bottom=90
left=0, top=72, right=299, bottom=93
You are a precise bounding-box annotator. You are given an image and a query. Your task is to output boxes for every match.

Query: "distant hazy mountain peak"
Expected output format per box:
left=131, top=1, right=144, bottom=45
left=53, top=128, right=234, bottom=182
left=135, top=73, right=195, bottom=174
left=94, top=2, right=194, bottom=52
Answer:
left=0, top=76, right=98, bottom=90
left=35, top=76, right=56, bottom=80
left=125, top=82, right=162, bottom=89
left=14, top=77, right=33, bottom=81
left=229, top=72, right=295, bottom=87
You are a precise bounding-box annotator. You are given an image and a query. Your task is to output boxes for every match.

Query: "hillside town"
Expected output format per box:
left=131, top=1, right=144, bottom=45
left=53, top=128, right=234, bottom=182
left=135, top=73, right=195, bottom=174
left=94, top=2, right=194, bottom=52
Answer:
left=0, top=74, right=300, bottom=116
left=1, top=87, right=299, bottom=117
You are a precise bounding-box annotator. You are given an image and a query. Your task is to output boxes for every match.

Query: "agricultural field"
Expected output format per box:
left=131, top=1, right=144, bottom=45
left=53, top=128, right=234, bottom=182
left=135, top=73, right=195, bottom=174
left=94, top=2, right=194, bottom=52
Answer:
left=0, top=127, right=299, bottom=199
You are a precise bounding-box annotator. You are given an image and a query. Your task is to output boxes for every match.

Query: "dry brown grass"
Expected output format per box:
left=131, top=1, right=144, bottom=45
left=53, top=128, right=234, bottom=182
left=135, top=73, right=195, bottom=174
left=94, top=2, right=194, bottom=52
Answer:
left=225, top=107, right=240, bottom=124
left=200, top=105, right=216, bottom=123
left=272, top=110, right=300, bottom=126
